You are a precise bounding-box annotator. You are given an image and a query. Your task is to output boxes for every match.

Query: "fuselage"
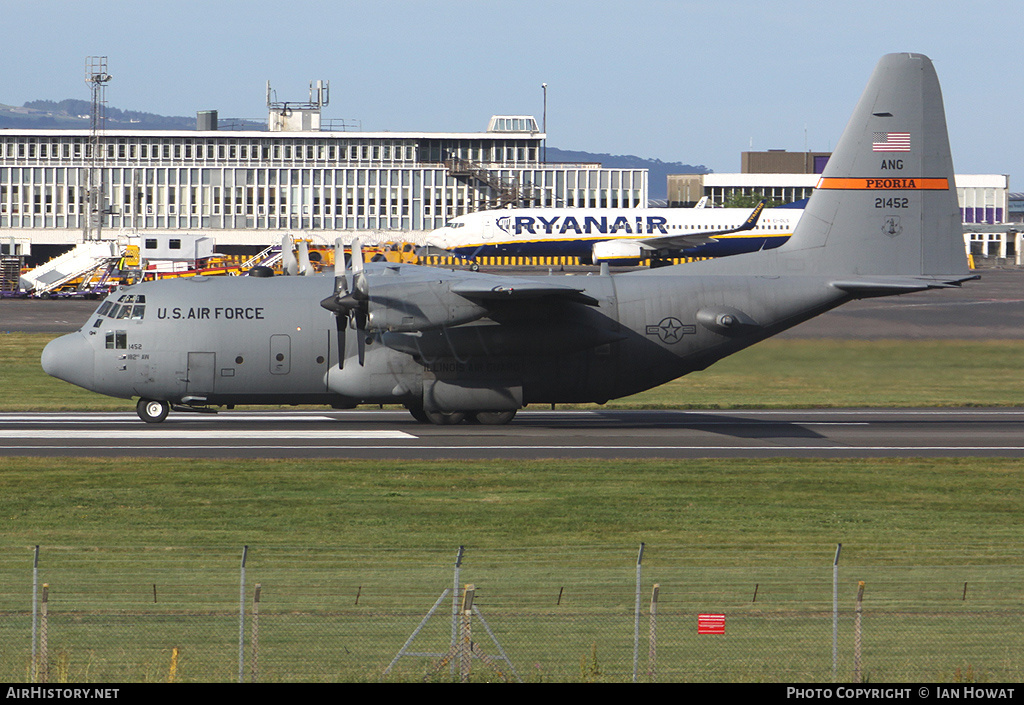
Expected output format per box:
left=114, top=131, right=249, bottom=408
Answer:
left=40, top=264, right=848, bottom=412
left=426, top=206, right=803, bottom=261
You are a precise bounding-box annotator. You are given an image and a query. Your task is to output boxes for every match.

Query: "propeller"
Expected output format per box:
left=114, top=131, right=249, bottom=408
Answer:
left=320, top=238, right=369, bottom=368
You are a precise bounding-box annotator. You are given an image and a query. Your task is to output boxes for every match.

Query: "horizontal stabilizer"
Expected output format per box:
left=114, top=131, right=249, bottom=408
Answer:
left=831, top=274, right=979, bottom=297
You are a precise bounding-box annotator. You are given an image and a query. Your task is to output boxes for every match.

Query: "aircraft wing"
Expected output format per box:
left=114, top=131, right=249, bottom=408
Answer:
left=633, top=200, right=766, bottom=251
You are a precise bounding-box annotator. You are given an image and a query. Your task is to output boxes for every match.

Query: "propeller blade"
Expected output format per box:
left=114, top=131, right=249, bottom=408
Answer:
left=335, top=311, right=347, bottom=366
left=334, top=238, right=348, bottom=296
left=297, top=239, right=312, bottom=276
left=281, top=234, right=298, bottom=276
left=351, top=239, right=364, bottom=275
left=349, top=239, right=368, bottom=366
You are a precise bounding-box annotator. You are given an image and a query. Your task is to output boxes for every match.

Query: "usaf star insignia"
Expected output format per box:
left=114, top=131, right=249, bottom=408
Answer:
left=645, top=316, right=696, bottom=344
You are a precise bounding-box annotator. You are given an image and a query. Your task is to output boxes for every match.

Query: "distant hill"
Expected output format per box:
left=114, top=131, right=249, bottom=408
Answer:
left=546, top=148, right=709, bottom=200
left=1, top=100, right=707, bottom=199
left=0, top=100, right=262, bottom=130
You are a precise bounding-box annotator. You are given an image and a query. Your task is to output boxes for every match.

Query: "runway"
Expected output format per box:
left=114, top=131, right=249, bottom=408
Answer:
left=3, top=408, right=1024, bottom=460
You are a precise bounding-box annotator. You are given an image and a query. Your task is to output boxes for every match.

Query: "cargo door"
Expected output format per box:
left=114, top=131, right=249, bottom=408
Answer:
left=186, top=352, right=216, bottom=396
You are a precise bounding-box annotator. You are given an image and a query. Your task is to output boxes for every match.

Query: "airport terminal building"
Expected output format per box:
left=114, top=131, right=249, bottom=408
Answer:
left=0, top=114, right=648, bottom=247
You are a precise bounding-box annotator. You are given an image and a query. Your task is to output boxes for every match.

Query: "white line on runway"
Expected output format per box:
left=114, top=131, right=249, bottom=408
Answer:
left=0, top=430, right=415, bottom=439
left=3, top=445, right=1024, bottom=452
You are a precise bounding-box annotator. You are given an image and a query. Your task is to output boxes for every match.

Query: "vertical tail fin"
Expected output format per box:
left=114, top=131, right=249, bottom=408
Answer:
left=782, top=53, right=968, bottom=278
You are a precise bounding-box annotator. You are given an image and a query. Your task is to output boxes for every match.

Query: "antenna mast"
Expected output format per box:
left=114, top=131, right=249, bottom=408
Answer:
left=84, top=57, right=112, bottom=241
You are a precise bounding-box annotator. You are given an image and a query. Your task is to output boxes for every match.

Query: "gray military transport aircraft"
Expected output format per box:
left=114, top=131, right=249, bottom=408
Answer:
left=42, top=53, right=973, bottom=425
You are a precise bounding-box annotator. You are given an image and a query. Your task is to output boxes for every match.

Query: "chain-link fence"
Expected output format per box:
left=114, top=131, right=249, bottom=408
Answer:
left=1, top=545, right=1021, bottom=683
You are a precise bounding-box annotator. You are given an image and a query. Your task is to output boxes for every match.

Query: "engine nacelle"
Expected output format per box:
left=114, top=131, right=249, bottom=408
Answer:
left=423, top=379, right=522, bottom=412
left=591, top=239, right=650, bottom=264
left=325, top=345, right=422, bottom=400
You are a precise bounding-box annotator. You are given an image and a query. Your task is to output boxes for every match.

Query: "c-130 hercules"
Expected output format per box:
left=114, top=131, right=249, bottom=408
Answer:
left=43, top=54, right=973, bottom=424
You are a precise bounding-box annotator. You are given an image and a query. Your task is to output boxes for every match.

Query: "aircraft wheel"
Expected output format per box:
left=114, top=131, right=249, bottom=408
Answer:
left=468, top=410, right=517, bottom=425
left=423, top=410, right=466, bottom=425
left=136, top=398, right=170, bottom=424
left=469, top=262, right=480, bottom=272
left=406, top=405, right=430, bottom=423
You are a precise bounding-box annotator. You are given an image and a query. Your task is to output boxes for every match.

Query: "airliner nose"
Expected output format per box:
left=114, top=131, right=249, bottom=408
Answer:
left=41, top=333, right=95, bottom=391
left=424, top=231, right=448, bottom=247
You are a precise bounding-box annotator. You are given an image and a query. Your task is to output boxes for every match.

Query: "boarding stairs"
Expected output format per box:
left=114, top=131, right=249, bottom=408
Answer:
left=20, top=240, right=123, bottom=295
left=240, top=244, right=282, bottom=271
left=445, top=158, right=540, bottom=209
left=1, top=257, right=23, bottom=293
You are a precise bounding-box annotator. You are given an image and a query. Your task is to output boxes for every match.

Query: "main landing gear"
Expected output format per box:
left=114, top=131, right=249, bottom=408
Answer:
left=136, top=398, right=170, bottom=424
left=406, top=405, right=517, bottom=425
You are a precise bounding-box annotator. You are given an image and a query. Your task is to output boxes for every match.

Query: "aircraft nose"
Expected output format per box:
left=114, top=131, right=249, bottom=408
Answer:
left=41, top=333, right=95, bottom=390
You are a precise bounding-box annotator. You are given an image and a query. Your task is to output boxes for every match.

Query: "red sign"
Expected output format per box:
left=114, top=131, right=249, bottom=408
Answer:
left=698, top=614, right=725, bottom=635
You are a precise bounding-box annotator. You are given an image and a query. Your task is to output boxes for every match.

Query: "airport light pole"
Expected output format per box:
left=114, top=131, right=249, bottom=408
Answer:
left=542, top=83, right=547, bottom=163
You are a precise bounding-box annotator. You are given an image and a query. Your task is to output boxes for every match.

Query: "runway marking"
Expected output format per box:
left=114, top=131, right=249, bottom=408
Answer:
left=0, top=430, right=415, bottom=440
left=4, top=445, right=1024, bottom=452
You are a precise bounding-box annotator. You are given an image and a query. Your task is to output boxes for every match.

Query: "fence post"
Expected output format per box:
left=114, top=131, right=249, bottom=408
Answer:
left=649, top=583, right=660, bottom=682
left=451, top=545, right=465, bottom=675
left=39, top=584, right=49, bottom=683
left=833, top=543, right=841, bottom=682
left=238, top=545, right=248, bottom=684
left=460, top=584, right=475, bottom=683
left=633, top=543, right=644, bottom=683
left=854, top=581, right=865, bottom=683
left=251, top=584, right=261, bottom=683
left=31, top=546, right=39, bottom=683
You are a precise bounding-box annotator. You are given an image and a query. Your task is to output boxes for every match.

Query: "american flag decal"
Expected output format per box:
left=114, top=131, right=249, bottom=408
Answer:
left=873, top=132, right=910, bottom=152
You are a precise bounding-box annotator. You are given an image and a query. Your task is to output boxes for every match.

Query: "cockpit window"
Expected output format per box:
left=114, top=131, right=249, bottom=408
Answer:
left=95, top=294, right=146, bottom=319
left=96, top=293, right=148, bottom=320
left=444, top=221, right=465, bottom=229
left=105, top=330, right=128, bottom=350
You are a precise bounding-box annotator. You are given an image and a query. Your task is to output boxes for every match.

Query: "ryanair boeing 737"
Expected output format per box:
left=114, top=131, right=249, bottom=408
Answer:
left=426, top=199, right=804, bottom=265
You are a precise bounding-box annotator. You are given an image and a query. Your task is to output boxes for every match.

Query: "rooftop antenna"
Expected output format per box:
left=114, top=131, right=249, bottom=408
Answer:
left=266, top=80, right=329, bottom=132
left=84, top=57, right=112, bottom=241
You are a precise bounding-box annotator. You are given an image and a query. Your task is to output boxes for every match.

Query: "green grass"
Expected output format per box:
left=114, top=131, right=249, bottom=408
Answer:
left=0, top=457, right=1021, bottom=557
left=7, top=332, right=1024, bottom=410
left=0, top=457, right=1022, bottom=682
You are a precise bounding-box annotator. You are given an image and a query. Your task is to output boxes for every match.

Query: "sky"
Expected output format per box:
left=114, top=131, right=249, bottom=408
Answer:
left=5, top=0, right=1019, bottom=182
